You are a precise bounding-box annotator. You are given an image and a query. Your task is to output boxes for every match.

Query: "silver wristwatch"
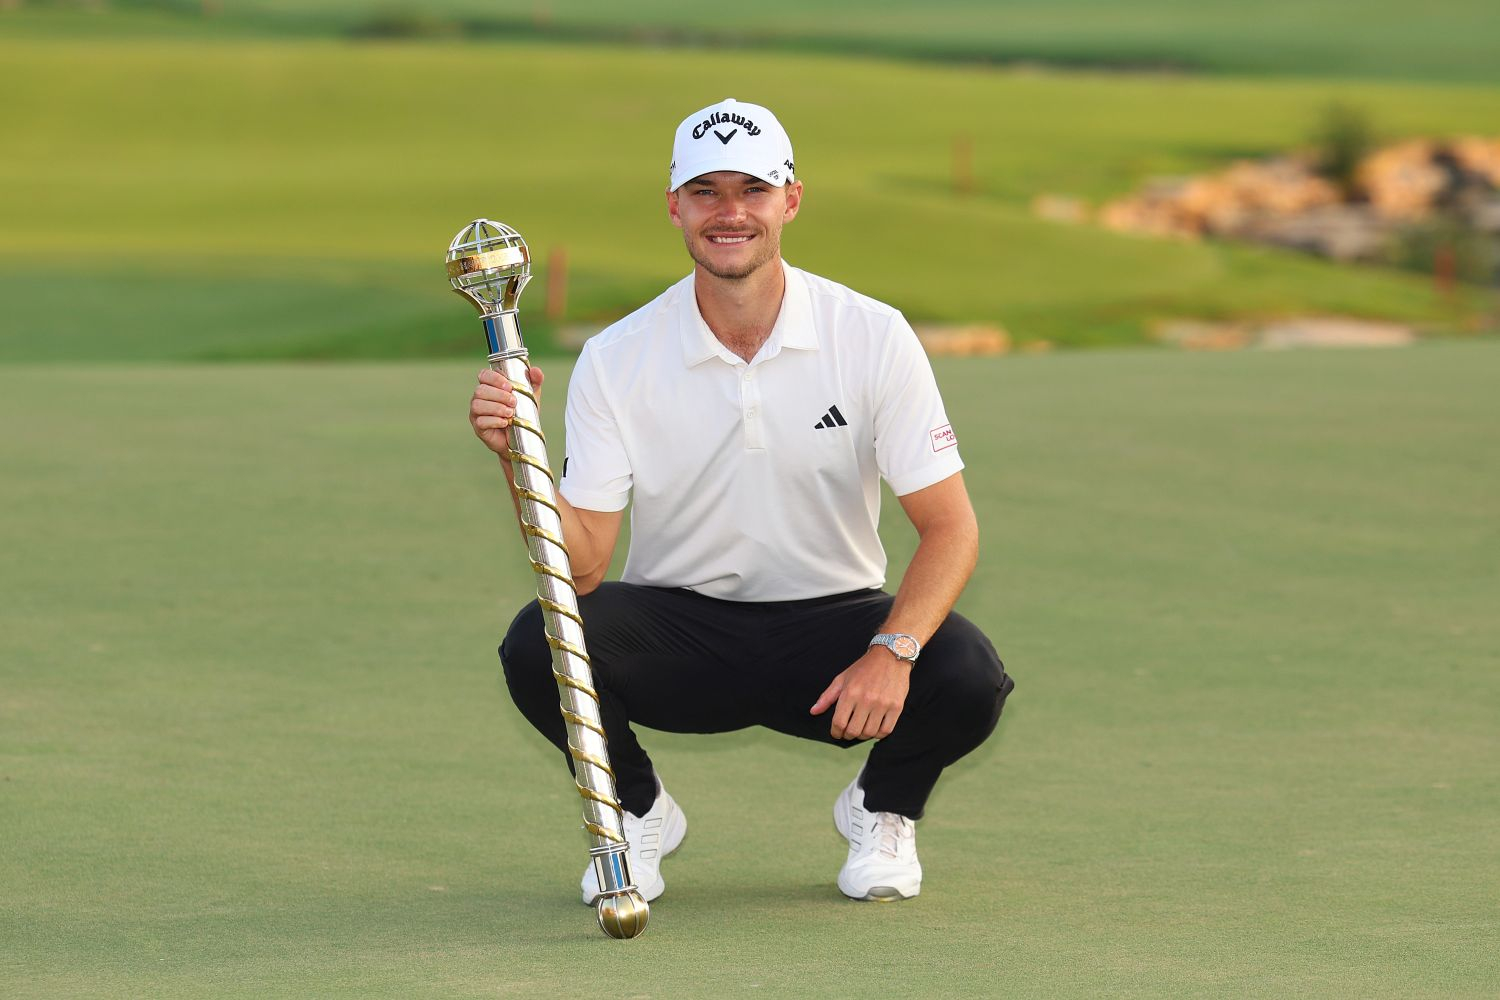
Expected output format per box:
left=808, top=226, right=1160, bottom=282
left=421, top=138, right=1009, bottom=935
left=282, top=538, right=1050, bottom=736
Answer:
left=869, top=632, right=921, bottom=663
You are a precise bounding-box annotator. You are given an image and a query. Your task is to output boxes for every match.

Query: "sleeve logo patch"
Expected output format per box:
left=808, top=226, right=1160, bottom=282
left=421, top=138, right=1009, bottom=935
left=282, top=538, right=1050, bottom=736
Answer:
left=930, top=424, right=957, bottom=452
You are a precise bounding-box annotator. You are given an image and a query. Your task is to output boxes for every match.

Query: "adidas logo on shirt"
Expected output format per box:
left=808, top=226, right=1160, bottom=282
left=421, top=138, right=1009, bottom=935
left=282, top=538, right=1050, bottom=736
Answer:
left=814, top=404, right=848, bottom=430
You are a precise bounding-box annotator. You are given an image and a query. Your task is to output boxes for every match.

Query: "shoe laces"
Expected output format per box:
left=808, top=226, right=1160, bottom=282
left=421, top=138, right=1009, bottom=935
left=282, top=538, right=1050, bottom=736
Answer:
left=869, top=811, right=914, bottom=859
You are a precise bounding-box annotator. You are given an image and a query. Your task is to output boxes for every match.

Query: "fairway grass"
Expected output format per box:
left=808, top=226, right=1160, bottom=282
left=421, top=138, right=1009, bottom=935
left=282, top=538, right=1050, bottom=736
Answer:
left=4, top=37, right=1500, bottom=360
left=2, top=345, right=1497, bottom=997
left=8, top=1, right=1500, bottom=84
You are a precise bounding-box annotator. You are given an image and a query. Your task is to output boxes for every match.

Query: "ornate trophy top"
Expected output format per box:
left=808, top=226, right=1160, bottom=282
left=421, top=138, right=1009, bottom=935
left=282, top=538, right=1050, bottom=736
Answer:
left=446, top=219, right=531, bottom=317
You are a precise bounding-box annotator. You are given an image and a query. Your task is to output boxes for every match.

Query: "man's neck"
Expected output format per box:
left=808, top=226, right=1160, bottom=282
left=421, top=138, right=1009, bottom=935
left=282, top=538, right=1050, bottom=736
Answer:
left=693, top=260, right=787, bottom=364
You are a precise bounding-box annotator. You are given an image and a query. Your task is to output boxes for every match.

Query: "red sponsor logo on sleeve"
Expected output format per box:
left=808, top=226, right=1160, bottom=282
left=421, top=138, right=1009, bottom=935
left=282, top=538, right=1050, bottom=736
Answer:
left=930, top=424, right=957, bottom=452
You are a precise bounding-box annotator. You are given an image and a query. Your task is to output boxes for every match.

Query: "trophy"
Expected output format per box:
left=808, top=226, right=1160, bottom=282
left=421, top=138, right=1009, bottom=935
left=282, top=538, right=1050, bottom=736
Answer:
left=446, top=220, right=649, bottom=940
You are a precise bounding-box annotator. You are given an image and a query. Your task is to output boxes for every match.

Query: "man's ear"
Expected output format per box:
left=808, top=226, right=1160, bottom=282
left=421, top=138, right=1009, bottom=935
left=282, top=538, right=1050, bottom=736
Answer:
left=782, top=180, right=804, bottom=223
left=666, top=188, right=684, bottom=229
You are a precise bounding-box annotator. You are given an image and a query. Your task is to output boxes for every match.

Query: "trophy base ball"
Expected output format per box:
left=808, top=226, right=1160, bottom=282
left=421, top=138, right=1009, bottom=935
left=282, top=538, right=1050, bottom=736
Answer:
left=596, top=890, right=650, bottom=939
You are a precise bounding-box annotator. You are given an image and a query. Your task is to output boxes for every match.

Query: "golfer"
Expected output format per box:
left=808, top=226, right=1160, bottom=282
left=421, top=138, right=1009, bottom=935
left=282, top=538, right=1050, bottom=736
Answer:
left=469, top=98, right=1013, bottom=903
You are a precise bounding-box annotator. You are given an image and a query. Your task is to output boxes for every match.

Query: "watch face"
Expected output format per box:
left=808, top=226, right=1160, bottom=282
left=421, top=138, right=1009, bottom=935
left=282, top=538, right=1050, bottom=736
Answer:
left=891, top=635, right=919, bottom=659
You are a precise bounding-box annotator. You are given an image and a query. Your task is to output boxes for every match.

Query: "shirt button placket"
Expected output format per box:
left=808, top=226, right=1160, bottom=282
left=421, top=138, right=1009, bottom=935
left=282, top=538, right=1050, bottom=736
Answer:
left=742, top=367, right=764, bottom=450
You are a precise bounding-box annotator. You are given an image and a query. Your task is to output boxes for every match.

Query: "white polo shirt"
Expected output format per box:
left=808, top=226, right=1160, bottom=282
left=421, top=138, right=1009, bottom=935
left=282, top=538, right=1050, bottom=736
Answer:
left=559, top=261, right=963, bottom=602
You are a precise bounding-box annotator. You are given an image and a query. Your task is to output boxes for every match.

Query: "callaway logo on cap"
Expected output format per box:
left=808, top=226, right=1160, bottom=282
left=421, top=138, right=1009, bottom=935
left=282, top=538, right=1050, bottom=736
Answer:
left=668, top=98, right=796, bottom=192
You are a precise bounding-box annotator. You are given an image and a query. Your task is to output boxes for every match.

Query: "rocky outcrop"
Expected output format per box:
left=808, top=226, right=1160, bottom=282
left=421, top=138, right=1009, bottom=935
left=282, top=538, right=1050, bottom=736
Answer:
left=1088, top=137, right=1500, bottom=264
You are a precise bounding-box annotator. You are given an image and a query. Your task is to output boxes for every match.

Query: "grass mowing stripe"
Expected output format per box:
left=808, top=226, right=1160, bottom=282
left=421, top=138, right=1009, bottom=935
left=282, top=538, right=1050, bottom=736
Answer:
left=2, top=345, right=1496, bottom=997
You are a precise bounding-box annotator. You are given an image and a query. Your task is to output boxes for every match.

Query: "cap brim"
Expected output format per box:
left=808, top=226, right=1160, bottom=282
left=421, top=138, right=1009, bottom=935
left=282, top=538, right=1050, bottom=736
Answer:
left=669, top=154, right=790, bottom=191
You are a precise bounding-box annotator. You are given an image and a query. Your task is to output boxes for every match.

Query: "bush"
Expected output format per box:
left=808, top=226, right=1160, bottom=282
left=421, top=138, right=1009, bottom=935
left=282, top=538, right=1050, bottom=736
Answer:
left=347, top=8, right=459, bottom=39
left=1311, top=103, right=1375, bottom=195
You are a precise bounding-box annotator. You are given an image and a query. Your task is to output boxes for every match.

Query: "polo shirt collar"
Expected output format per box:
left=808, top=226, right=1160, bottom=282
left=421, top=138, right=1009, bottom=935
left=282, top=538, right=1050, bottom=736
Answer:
left=679, top=260, right=818, bottom=368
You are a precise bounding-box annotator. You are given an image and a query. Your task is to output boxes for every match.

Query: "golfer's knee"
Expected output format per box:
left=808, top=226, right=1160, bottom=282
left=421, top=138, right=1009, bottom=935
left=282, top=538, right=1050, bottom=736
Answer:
left=954, top=661, right=1009, bottom=736
left=924, top=623, right=1010, bottom=734
left=498, top=600, right=550, bottom=692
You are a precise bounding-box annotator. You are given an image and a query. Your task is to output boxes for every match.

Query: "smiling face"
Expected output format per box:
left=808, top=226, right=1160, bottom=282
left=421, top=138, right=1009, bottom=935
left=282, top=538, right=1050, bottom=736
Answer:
left=667, top=171, right=803, bottom=282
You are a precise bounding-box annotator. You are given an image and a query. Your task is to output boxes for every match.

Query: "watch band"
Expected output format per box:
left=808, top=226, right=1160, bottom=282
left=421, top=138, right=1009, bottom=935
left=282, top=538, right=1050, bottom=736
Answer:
left=869, top=632, right=921, bottom=663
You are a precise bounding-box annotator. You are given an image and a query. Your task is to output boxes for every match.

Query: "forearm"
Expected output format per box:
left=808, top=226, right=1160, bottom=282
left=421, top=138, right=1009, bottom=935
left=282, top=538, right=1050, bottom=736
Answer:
left=496, top=454, right=613, bottom=594
left=881, top=513, right=979, bottom=644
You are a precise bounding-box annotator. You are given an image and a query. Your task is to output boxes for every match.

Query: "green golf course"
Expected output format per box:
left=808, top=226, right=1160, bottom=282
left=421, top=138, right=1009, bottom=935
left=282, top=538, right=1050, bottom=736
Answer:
left=2, top=345, right=1496, bottom=997
left=3, top=3, right=1498, bottom=995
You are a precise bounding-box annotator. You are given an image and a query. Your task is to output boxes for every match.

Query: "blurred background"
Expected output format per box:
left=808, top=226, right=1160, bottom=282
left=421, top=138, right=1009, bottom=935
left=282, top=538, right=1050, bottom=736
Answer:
left=2, top=0, right=1497, bottom=359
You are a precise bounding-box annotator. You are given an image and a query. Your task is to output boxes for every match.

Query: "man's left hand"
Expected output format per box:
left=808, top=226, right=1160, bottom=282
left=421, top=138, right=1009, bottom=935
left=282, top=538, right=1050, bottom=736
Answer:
left=810, top=647, right=912, bottom=740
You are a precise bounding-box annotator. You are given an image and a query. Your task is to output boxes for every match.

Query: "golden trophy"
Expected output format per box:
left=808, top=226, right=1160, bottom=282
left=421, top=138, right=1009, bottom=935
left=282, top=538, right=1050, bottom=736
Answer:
left=446, top=220, right=649, bottom=940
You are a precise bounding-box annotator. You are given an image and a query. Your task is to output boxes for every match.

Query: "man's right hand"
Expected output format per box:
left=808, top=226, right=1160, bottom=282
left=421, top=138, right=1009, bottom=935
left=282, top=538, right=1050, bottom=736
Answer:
left=469, top=366, right=545, bottom=456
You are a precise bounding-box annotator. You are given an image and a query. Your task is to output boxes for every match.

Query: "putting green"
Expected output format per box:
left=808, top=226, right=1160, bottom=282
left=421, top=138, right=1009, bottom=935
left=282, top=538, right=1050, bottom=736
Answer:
left=2, top=343, right=1496, bottom=996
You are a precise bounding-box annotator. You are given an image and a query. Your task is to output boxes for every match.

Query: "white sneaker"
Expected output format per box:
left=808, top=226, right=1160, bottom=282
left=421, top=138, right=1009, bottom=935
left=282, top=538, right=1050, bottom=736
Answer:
left=833, top=774, right=921, bottom=901
left=580, top=783, right=687, bottom=905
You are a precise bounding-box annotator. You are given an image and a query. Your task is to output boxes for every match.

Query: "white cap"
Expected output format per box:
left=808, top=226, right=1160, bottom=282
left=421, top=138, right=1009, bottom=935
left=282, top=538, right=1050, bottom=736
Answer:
left=667, top=98, right=795, bottom=192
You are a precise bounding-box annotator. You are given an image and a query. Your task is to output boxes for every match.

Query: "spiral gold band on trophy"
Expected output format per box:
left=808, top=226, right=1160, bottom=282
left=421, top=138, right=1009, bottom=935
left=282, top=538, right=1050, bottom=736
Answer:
left=446, top=219, right=648, bottom=940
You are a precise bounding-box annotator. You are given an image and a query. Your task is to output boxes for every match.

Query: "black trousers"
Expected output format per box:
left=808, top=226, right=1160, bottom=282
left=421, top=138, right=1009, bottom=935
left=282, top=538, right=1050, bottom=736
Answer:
left=499, top=583, right=1013, bottom=819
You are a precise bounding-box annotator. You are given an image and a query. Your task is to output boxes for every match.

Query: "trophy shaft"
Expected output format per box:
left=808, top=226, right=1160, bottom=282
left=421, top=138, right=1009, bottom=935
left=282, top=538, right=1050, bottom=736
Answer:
left=483, top=312, right=526, bottom=361
left=494, top=352, right=625, bottom=846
